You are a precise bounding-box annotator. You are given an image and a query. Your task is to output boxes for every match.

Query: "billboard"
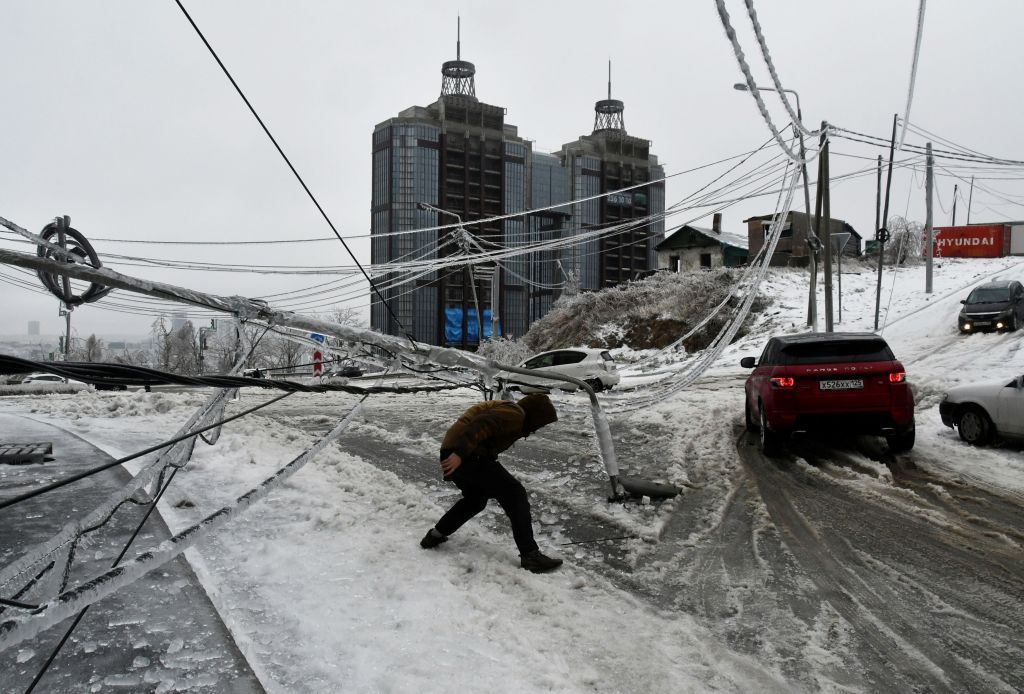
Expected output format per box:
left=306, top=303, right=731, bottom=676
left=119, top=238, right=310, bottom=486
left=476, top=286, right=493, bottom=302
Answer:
left=933, top=224, right=1007, bottom=258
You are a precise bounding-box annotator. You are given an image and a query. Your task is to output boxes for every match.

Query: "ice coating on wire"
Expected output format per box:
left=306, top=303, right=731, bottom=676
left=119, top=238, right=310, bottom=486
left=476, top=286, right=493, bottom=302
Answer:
left=0, top=383, right=235, bottom=597
left=0, top=400, right=365, bottom=652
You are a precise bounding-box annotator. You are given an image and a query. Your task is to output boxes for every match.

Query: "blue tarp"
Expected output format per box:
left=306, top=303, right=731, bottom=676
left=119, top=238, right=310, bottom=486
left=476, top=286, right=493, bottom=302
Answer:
left=444, top=307, right=498, bottom=343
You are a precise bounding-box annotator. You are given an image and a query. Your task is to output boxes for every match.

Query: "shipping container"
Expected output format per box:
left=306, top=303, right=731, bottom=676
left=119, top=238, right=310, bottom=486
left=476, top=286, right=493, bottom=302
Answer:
left=932, top=224, right=1008, bottom=258
left=1011, top=224, right=1024, bottom=255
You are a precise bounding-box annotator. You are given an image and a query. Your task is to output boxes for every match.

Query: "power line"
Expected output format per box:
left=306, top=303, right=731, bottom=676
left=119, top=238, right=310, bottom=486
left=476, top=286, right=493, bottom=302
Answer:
left=171, top=0, right=408, bottom=335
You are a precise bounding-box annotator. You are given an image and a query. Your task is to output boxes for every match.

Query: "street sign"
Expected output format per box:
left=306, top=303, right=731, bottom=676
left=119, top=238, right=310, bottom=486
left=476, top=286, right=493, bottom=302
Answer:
left=313, top=350, right=323, bottom=377
left=310, top=333, right=326, bottom=344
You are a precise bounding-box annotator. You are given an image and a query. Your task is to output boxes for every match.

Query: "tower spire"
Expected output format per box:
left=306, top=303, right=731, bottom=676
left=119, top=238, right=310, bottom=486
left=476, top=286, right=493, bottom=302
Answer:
left=593, top=59, right=625, bottom=133
left=441, top=16, right=477, bottom=99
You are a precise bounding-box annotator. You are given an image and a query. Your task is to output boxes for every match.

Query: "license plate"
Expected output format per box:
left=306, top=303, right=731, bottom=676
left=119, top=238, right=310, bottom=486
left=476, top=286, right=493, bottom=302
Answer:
left=973, top=321, right=991, bottom=326
left=819, top=379, right=863, bottom=390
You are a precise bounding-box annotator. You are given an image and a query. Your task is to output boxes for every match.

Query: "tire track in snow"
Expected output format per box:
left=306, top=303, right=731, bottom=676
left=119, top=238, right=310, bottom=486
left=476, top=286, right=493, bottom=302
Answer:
left=743, top=436, right=1024, bottom=692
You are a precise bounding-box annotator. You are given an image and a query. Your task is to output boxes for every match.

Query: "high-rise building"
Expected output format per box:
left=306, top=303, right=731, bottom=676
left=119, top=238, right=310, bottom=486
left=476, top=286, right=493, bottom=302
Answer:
left=370, top=40, right=662, bottom=347
left=556, top=67, right=665, bottom=291
left=27, top=321, right=40, bottom=336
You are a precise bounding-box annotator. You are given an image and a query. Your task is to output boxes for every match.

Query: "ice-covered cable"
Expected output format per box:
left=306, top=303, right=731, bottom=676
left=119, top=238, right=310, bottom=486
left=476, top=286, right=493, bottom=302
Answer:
left=898, top=0, right=928, bottom=151
left=714, top=0, right=816, bottom=163
left=743, top=0, right=810, bottom=136
left=0, top=398, right=366, bottom=652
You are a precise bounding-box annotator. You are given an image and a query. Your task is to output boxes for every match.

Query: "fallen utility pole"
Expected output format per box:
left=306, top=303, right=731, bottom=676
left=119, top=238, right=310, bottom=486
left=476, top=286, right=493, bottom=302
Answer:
left=0, top=225, right=638, bottom=500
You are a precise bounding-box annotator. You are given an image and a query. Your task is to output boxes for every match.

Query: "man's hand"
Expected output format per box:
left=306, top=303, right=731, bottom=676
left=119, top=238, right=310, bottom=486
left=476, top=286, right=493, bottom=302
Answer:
left=441, top=452, right=462, bottom=477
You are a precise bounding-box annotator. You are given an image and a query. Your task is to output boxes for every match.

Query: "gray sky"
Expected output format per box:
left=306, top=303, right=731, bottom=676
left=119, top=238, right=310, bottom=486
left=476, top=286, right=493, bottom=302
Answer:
left=3, top=0, right=1024, bottom=339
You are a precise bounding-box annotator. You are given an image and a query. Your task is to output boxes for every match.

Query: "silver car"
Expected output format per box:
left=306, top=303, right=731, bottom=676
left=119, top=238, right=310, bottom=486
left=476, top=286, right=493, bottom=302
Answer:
left=505, top=348, right=620, bottom=393
left=939, top=374, right=1024, bottom=445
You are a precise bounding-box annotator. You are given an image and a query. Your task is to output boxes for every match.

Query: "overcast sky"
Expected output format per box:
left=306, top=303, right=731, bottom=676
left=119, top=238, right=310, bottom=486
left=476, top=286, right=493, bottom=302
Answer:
left=3, top=0, right=1024, bottom=339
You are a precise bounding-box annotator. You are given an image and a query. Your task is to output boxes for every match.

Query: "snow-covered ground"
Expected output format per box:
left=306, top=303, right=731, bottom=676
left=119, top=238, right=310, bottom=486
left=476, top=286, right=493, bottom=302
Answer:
left=2, top=255, right=1023, bottom=692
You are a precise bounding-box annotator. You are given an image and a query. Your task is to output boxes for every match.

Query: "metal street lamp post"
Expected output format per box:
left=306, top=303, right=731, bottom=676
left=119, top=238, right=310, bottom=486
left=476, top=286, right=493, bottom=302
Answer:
left=733, top=83, right=817, bottom=330
left=418, top=202, right=484, bottom=347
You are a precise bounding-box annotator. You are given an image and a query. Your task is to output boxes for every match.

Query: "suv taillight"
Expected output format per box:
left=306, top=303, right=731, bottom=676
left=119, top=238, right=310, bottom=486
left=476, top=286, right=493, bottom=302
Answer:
left=770, top=377, right=795, bottom=388
left=889, top=371, right=906, bottom=383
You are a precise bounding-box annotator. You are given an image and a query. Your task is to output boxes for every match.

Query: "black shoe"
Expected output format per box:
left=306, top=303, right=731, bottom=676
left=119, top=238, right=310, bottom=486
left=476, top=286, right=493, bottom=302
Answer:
left=420, top=528, right=447, bottom=549
left=520, top=549, right=562, bottom=573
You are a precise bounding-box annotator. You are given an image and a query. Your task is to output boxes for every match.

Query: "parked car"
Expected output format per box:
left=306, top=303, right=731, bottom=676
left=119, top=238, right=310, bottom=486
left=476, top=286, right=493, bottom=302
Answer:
left=329, top=362, right=363, bottom=378
left=740, top=332, right=915, bottom=456
left=504, top=348, right=620, bottom=393
left=21, top=373, right=66, bottom=384
left=939, top=374, right=1024, bottom=445
left=92, top=382, right=128, bottom=391
left=20, top=373, right=88, bottom=386
left=958, top=280, right=1024, bottom=333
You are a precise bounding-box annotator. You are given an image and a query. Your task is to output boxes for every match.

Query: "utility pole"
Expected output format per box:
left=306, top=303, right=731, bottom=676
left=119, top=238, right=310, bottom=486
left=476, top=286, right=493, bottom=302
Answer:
left=875, top=156, right=882, bottom=235
left=418, top=202, right=483, bottom=348
left=57, top=215, right=73, bottom=361
left=490, top=270, right=500, bottom=340
left=925, top=142, right=934, bottom=294
left=952, top=183, right=958, bottom=225
left=967, top=176, right=975, bottom=225
left=812, top=130, right=825, bottom=331
left=820, top=123, right=834, bottom=332
left=874, top=114, right=898, bottom=331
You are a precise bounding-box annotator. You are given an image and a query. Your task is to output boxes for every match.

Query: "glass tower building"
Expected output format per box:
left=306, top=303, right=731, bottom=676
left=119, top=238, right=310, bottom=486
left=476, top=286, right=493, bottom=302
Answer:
left=370, top=54, right=663, bottom=346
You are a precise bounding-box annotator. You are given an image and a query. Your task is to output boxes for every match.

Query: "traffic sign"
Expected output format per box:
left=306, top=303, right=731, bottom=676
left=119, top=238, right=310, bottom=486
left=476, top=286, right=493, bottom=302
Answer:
left=313, top=350, right=323, bottom=377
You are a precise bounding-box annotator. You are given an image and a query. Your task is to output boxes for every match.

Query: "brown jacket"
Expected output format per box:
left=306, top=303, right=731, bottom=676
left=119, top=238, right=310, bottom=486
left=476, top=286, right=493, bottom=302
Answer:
left=441, top=395, right=557, bottom=462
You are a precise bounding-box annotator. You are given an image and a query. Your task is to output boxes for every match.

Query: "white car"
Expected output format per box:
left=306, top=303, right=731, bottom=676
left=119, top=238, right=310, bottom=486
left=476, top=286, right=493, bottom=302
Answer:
left=21, top=373, right=68, bottom=384
left=939, top=374, right=1024, bottom=445
left=504, top=348, right=620, bottom=393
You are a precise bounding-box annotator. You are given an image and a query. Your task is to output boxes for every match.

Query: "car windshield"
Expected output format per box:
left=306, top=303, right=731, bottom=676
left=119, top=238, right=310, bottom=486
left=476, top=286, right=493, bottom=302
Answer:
left=967, top=287, right=1010, bottom=303
left=779, top=339, right=894, bottom=365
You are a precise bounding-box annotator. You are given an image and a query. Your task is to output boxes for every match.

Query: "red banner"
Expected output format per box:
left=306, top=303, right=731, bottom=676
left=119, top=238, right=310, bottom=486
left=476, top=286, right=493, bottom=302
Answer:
left=933, top=224, right=1005, bottom=258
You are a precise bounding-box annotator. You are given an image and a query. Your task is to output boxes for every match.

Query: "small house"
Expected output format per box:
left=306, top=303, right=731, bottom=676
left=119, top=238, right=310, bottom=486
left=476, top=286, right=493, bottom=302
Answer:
left=656, top=213, right=749, bottom=271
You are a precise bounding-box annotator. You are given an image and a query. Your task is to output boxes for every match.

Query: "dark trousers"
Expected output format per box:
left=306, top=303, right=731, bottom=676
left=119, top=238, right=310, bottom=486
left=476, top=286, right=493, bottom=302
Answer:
left=435, top=450, right=539, bottom=555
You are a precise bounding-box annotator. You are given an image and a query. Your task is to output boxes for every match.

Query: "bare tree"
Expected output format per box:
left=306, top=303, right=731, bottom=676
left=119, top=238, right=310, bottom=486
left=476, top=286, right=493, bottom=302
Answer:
left=168, top=321, right=201, bottom=375
left=151, top=317, right=172, bottom=371
left=321, top=305, right=365, bottom=329
left=266, top=334, right=306, bottom=371
left=886, top=216, right=925, bottom=266
left=79, top=334, right=104, bottom=362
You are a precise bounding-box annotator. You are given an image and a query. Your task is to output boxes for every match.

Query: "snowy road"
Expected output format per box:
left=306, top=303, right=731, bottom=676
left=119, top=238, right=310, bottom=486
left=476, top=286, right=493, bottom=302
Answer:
left=256, top=383, right=1024, bottom=693
left=3, top=257, right=1024, bottom=693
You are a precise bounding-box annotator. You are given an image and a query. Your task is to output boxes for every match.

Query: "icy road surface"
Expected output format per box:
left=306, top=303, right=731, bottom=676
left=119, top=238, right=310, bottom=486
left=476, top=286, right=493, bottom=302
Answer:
left=2, top=257, right=1023, bottom=692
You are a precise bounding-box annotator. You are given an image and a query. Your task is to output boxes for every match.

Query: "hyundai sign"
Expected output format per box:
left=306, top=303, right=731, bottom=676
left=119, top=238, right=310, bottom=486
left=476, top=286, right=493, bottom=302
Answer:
left=933, top=224, right=1008, bottom=258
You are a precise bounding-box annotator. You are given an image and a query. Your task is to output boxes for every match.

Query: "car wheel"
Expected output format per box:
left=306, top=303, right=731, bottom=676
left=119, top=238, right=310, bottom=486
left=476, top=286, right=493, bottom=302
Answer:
left=1011, top=313, right=1021, bottom=332
left=744, top=398, right=758, bottom=432
left=886, top=421, right=916, bottom=453
left=584, top=378, right=604, bottom=392
left=957, top=406, right=992, bottom=446
left=758, top=402, right=781, bottom=456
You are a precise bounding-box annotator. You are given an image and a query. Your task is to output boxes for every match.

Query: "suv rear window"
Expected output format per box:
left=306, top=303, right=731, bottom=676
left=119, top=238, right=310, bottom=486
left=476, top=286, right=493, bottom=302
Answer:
left=779, top=339, right=894, bottom=365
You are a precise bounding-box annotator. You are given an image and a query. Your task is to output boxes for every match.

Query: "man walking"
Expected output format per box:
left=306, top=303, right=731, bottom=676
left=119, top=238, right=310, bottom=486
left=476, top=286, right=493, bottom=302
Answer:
left=420, top=393, right=563, bottom=573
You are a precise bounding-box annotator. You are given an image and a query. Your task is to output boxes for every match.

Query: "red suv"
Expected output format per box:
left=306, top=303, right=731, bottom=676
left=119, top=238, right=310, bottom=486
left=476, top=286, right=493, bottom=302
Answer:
left=740, top=332, right=915, bottom=455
